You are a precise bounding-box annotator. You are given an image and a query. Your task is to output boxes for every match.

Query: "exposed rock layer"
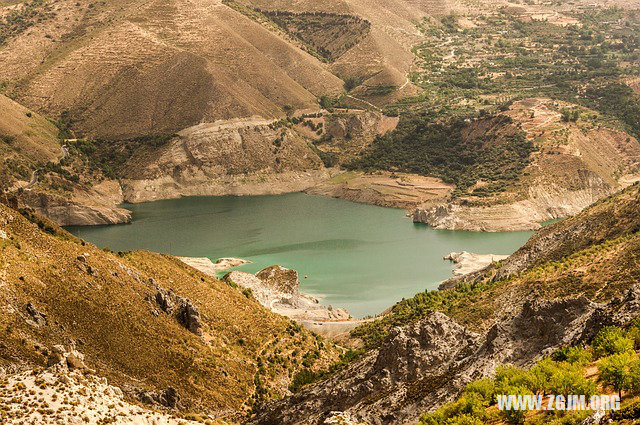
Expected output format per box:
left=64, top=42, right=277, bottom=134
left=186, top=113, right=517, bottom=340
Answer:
left=119, top=118, right=331, bottom=203
left=254, top=287, right=640, bottom=425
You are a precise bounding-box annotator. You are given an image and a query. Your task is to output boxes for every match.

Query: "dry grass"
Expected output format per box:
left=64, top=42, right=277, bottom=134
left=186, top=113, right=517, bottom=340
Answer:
left=0, top=202, right=339, bottom=418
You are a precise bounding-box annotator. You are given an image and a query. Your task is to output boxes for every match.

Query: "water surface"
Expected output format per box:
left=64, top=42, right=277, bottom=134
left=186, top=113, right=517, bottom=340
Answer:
left=66, top=193, right=532, bottom=317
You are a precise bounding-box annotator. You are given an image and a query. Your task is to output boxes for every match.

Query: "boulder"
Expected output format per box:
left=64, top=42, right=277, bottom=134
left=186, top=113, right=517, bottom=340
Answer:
left=66, top=353, right=86, bottom=371
left=25, top=302, right=47, bottom=327
left=153, top=287, right=202, bottom=335
left=256, top=265, right=299, bottom=295
left=177, top=301, right=202, bottom=336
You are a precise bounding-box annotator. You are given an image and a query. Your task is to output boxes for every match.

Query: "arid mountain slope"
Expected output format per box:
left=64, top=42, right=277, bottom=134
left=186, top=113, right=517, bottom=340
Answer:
left=0, top=93, right=61, bottom=165
left=0, top=0, right=344, bottom=138
left=0, top=202, right=339, bottom=419
left=0, top=94, right=130, bottom=225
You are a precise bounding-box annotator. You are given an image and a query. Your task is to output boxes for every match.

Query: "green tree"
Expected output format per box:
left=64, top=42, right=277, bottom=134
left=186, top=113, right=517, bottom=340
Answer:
left=553, top=346, right=593, bottom=365
left=528, top=358, right=558, bottom=395
left=592, top=326, right=634, bottom=358
left=343, top=76, right=361, bottom=92
left=465, top=378, right=496, bottom=403
left=318, top=95, right=336, bottom=112
left=446, top=414, right=485, bottom=425
left=499, top=385, right=528, bottom=425
left=548, top=363, right=596, bottom=398
left=282, top=104, right=295, bottom=117
left=495, top=364, right=532, bottom=393
left=598, top=352, right=637, bottom=398
left=625, top=319, right=640, bottom=350
left=419, top=392, right=488, bottom=424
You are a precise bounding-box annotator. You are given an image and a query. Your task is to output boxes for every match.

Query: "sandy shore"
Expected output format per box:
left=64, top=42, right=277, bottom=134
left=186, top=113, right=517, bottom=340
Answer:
left=444, top=251, right=509, bottom=276
left=178, top=257, right=250, bottom=275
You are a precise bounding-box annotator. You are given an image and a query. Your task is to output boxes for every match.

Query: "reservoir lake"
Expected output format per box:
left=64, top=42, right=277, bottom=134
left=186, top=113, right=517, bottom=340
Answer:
left=66, top=193, right=533, bottom=318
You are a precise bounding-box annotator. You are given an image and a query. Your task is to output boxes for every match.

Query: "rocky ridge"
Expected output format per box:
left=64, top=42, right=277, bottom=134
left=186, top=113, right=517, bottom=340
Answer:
left=254, top=287, right=640, bottom=424
left=223, top=266, right=351, bottom=323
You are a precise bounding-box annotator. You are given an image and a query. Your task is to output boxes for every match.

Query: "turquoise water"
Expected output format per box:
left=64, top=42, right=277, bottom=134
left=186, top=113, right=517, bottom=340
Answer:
left=66, top=193, right=533, bottom=318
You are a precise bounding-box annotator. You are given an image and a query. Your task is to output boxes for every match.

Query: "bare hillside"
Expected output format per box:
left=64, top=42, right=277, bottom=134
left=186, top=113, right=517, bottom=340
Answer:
left=0, top=202, right=339, bottom=418
left=0, top=0, right=345, bottom=138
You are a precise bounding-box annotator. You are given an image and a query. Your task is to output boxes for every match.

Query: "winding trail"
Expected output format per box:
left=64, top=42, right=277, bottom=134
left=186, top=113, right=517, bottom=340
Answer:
left=345, top=94, right=381, bottom=111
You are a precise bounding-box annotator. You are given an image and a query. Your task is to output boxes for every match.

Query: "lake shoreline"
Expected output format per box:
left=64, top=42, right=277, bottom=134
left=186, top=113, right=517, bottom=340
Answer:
left=66, top=193, right=532, bottom=318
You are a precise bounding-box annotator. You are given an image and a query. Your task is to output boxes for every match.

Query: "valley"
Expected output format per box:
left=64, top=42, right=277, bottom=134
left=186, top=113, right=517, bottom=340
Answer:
left=2, top=0, right=640, bottom=423
left=64, top=193, right=532, bottom=319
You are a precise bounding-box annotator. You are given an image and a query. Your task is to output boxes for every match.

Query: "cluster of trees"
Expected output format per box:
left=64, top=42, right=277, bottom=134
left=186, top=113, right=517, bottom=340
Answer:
left=595, top=326, right=640, bottom=398
left=302, top=119, right=323, bottom=133
left=411, top=9, right=640, bottom=126
left=69, top=135, right=174, bottom=179
left=257, top=9, right=371, bottom=62
left=345, top=113, right=535, bottom=197
left=561, top=108, right=581, bottom=123
left=584, top=83, right=640, bottom=138
left=418, top=324, right=640, bottom=425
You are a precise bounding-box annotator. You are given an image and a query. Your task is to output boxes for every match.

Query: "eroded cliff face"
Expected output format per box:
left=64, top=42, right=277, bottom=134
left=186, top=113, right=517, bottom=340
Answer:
left=413, top=169, right=615, bottom=231
left=254, top=288, right=640, bottom=425
left=118, top=118, right=331, bottom=203
left=412, top=99, right=640, bottom=232
left=20, top=180, right=131, bottom=226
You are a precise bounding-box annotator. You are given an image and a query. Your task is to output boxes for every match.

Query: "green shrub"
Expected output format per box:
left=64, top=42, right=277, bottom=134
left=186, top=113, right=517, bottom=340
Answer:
left=288, top=368, right=319, bottom=392
left=553, top=346, right=593, bottom=364
left=592, top=326, right=634, bottom=358
left=547, top=364, right=596, bottom=398
left=464, top=378, right=495, bottom=403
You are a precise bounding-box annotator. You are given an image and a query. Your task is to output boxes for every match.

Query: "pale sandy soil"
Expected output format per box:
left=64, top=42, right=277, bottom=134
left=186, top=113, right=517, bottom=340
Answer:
left=178, top=257, right=250, bottom=275
left=0, top=369, right=200, bottom=425
left=307, top=171, right=453, bottom=210
left=444, top=251, right=509, bottom=276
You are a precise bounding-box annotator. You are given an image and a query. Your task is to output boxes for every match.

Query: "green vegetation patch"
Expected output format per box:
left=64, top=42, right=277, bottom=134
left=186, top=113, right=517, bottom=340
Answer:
left=404, top=9, right=640, bottom=116
left=68, top=135, right=175, bottom=179
left=583, top=83, right=640, bottom=138
left=345, top=113, right=535, bottom=197
left=259, top=10, right=370, bottom=62
left=222, top=0, right=370, bottom=62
